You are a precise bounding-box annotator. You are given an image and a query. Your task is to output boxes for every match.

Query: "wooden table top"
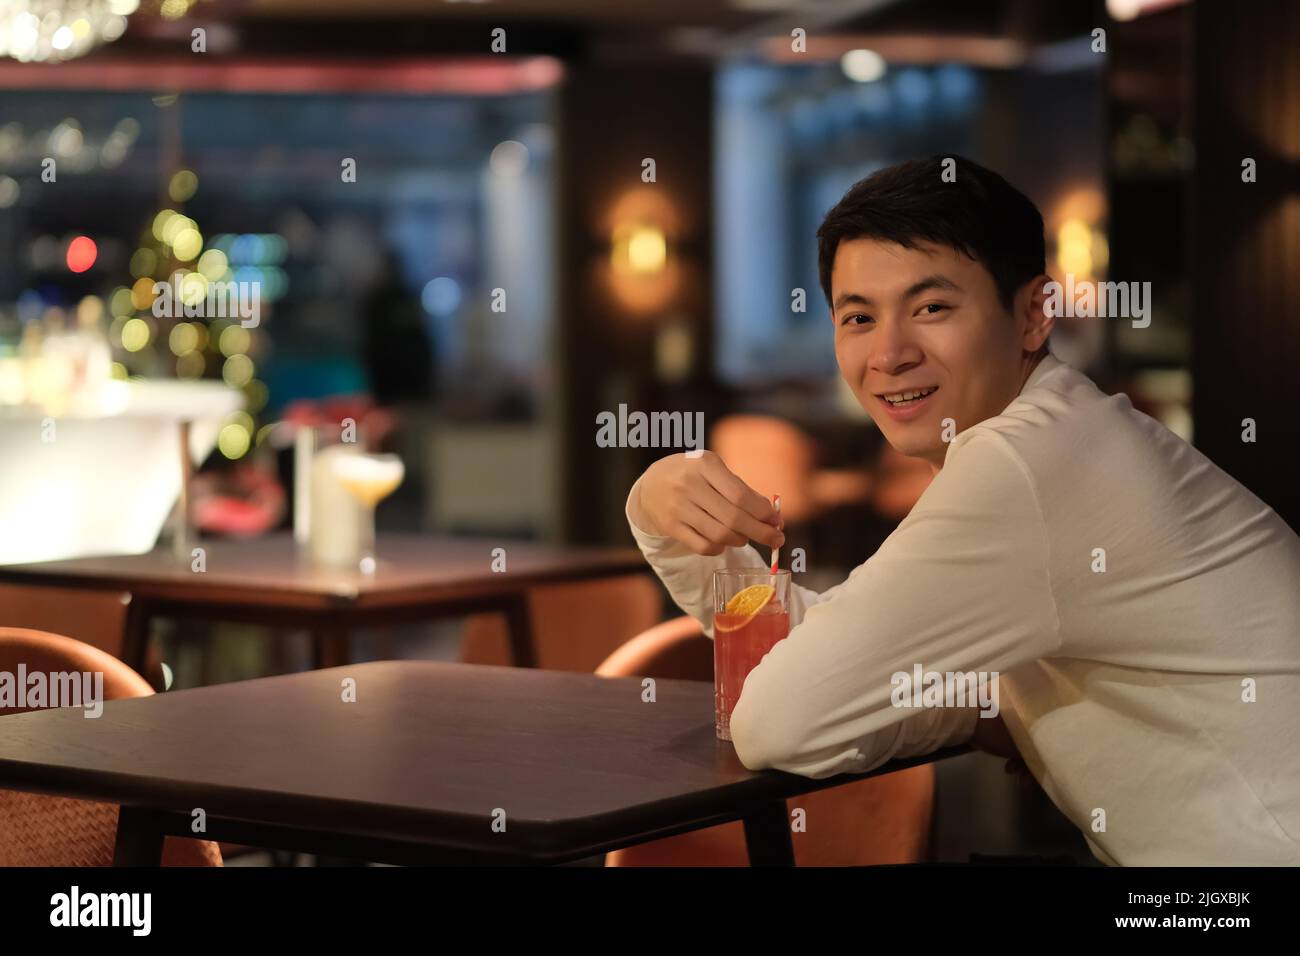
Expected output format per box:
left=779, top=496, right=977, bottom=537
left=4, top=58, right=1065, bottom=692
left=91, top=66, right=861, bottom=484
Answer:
left=0, top=533, right=646, bottom=611
left=0, top=661, right=961, bottom=861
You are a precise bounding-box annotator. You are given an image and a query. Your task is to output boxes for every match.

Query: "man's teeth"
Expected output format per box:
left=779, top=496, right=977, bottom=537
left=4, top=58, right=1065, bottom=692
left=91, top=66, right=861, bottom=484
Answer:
left=883, top=386, right=937, bottom=406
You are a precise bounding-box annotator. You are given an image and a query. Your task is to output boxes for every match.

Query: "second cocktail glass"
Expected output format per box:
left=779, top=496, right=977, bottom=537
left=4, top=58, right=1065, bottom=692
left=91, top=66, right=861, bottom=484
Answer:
left=331, top=452, right=405, bottom=575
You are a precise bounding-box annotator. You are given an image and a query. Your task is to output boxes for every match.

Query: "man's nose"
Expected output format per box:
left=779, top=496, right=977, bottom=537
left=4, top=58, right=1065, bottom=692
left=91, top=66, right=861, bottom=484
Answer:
left=868, top=318, right=923, bottom=375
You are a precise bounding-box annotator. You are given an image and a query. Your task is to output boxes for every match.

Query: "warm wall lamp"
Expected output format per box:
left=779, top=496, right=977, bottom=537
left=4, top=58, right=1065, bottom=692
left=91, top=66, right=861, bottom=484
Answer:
left=610, top=222, right=668, bottom=276
left=601, top=188, right=683, bottom=315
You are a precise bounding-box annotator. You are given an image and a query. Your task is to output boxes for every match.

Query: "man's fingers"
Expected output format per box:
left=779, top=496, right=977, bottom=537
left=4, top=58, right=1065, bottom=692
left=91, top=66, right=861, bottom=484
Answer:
left=696, top=484, right=785, bottom=549
left=673, top=519, right=720, bottom=556
left=700, top=455, right=780, bottom=525
left=682, top=501, right=748, bottom=550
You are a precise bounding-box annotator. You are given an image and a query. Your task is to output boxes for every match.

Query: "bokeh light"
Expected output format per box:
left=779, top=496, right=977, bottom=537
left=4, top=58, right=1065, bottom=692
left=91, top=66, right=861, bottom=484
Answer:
left=110, top=287, right=134, bottom=317
left=168, top=169, right=198, bottom=202
left=176, top=350, right=206, bottom=378
left=243, top=379, right=269, bottom=413
left=219, top=325, right=250, bottom=357
left=66, top=236, right=97, bottom=272
left=129, top=247, right=157, bottom=278
left=222, top=353, right=254, bottom=388
left=1057, top=218, right=1096, bottom=277
left=169, top=322, right=199, bottom=355
left=152, top=209, right=177, bottom=242
left=179, top=272, right=208, bottom=306
left=197, top=248, right=229, bottom=280
left=161, top=213, right=194, bottom=246
left=841, top=49, right=887, bottom=84
left=121, top=317, right=151, bottom=352
left=130, top=277, right=157, bottom=310
left=217, top=422, right=251, bottom=459
left=172, top=227, right=203, bottom=261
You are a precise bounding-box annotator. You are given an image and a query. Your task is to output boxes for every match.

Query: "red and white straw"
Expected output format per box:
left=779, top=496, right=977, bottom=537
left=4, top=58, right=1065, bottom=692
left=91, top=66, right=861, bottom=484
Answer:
left=769, top=494, right=782, bottom=579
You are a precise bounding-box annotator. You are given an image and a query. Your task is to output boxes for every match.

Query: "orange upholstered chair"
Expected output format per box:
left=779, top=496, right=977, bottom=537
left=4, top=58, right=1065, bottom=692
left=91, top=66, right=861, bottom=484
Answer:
left=0, top=583, right=165, bottom=690
left=0, top=627, right=221, bottom=867
left=460, top=574, right=662, bottom=673
left=710, top=415, right=822, bottom=523
left=597, top=616, right=935, bottom=866
left=711, top=414, right=875, bottom=522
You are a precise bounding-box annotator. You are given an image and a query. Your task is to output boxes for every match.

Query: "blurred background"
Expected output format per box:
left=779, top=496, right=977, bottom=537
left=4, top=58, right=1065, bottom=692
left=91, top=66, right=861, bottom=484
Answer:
left=1, top=0, right=1297, bottom=864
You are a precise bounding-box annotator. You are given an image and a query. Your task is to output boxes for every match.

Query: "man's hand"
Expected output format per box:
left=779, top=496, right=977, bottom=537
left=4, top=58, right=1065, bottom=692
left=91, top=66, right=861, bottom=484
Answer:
left=630, top=451, right=785, bottom=556
left=970, top=710, right=1043, bottom=796
left=970, top=711, right=1018, bottom=758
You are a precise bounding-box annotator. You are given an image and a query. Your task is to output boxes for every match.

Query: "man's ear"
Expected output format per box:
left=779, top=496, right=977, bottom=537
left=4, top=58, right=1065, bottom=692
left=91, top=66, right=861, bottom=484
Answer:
left=1019, top=273, right=1055, bottom=352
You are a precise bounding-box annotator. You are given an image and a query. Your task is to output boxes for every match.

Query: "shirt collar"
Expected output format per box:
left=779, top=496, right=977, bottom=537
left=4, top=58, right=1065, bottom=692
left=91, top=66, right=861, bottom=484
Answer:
left=1022, top=350, right=1064, bottom=394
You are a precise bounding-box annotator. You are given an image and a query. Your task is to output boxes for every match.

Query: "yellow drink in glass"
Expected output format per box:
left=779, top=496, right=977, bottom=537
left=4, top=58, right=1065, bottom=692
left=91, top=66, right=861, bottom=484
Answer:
left=330, top=453, right=405, bottom=574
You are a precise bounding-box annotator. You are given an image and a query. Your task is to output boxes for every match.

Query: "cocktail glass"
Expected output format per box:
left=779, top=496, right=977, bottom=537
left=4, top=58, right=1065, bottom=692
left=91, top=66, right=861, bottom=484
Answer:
left=330, top=452, right=405, bottom=575
left=713, top=568, right=791, bottom=741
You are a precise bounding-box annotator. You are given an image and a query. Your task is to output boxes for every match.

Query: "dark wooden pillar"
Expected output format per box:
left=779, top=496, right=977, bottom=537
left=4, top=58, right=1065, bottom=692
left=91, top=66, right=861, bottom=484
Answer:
left=556, top=62, right=715, bottom=544
left=1191, top=2, right=1300, bottom=530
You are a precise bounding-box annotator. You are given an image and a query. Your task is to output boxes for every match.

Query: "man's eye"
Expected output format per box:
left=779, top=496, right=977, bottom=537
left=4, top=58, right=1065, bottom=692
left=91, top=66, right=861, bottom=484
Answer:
left=921, top=303, right=950, bottom=315
left=842, top=313, right=873, bottom=326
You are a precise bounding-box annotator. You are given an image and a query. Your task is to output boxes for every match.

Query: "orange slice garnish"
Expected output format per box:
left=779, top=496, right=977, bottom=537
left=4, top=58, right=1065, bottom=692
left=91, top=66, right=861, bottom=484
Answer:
left=715, top=584, right=776, bottom=632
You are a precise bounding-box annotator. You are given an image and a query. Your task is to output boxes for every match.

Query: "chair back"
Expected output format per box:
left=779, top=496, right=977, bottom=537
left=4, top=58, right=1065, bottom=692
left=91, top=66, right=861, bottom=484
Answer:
left=0, top=583, right=132, bottom=659
left=0, top=627, right=221, bottom=867
left=461, top=574, right=662, bottom=673
left=710, top=415, right=820, bottom=523
left=0, top=583, right=166, bottom=689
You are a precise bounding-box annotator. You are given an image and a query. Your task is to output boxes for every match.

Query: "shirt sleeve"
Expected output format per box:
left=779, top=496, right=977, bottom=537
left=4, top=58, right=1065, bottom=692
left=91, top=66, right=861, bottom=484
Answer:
left=728, top=431, right=1063, bottom=779
left=624, top=473, right=852, bottom=638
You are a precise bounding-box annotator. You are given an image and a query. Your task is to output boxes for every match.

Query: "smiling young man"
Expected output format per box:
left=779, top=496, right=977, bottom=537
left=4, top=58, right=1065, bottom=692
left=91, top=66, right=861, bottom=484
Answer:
left=625, top=156, right=1300, bottom=865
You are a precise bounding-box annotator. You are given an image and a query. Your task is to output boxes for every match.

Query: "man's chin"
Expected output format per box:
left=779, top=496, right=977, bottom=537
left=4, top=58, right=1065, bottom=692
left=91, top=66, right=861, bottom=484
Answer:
left=860, top=400, right=944, bottom=461
left=878, top=427, right=943, bottom=463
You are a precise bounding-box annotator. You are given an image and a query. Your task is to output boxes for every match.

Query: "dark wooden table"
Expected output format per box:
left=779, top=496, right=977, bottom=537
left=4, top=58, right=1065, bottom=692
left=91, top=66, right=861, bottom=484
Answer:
left=0, top=533, right=646, bottom=671
left=0, top=661, right=967, bottom=866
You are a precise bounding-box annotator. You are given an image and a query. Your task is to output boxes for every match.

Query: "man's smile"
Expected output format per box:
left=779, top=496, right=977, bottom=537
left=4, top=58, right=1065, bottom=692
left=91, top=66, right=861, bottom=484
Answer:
left=877, top=385, right=939, bottom=406
left=873, top=385, right=940, bottom=421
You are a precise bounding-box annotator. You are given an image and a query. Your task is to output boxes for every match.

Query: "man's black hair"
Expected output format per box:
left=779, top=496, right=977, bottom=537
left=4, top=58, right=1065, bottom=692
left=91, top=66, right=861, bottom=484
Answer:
left=816, top=155, right=1046, bottom=311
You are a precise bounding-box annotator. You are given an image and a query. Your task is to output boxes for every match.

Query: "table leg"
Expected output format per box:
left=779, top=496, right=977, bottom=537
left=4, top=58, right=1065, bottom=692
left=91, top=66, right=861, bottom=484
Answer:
left=120, top=597, right=151, bottom=676
left=742, top=799, right=796, bottom=866
left=113, top=807, right=165, bottom=866
left=313, top=623, right=351, bottom=669
left=501, top=593, right=537, bottom=668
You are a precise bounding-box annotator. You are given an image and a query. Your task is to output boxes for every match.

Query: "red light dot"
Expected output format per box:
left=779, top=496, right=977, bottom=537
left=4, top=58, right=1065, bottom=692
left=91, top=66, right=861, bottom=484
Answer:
left=67, top=236, right=97, bottom=273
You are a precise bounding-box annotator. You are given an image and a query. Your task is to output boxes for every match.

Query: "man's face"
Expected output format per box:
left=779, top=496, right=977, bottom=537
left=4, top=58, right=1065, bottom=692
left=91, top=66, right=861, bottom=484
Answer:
left=831, top=238, right=1036, bottom=468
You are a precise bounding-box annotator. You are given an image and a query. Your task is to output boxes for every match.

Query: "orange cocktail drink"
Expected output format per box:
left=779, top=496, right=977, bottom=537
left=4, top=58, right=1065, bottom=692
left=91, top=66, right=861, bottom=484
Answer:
left=713, top=569, right=791, bottom=741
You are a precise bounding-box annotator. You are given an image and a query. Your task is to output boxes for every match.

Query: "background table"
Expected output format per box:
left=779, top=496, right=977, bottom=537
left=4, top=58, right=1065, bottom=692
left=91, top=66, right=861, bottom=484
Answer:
left=0, top=533, right=647, bottom=671
left=0, top=661, right=968, bottom=866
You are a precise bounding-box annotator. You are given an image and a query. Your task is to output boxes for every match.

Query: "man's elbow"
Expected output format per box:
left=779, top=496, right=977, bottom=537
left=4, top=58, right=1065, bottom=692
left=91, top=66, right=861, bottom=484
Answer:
left=730, top=681, right=821, bottom=775
left=728, top=676, right=885, bottom=780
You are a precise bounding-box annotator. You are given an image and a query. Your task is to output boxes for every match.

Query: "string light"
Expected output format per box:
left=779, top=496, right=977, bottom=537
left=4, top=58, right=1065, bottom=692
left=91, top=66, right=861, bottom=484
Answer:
left=0, top=1, right=134, bottom=63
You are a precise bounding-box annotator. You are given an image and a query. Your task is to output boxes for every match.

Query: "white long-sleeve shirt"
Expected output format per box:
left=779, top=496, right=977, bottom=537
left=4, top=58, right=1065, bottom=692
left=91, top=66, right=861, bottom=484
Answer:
left=625, top=352, right=1300, bottom=865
